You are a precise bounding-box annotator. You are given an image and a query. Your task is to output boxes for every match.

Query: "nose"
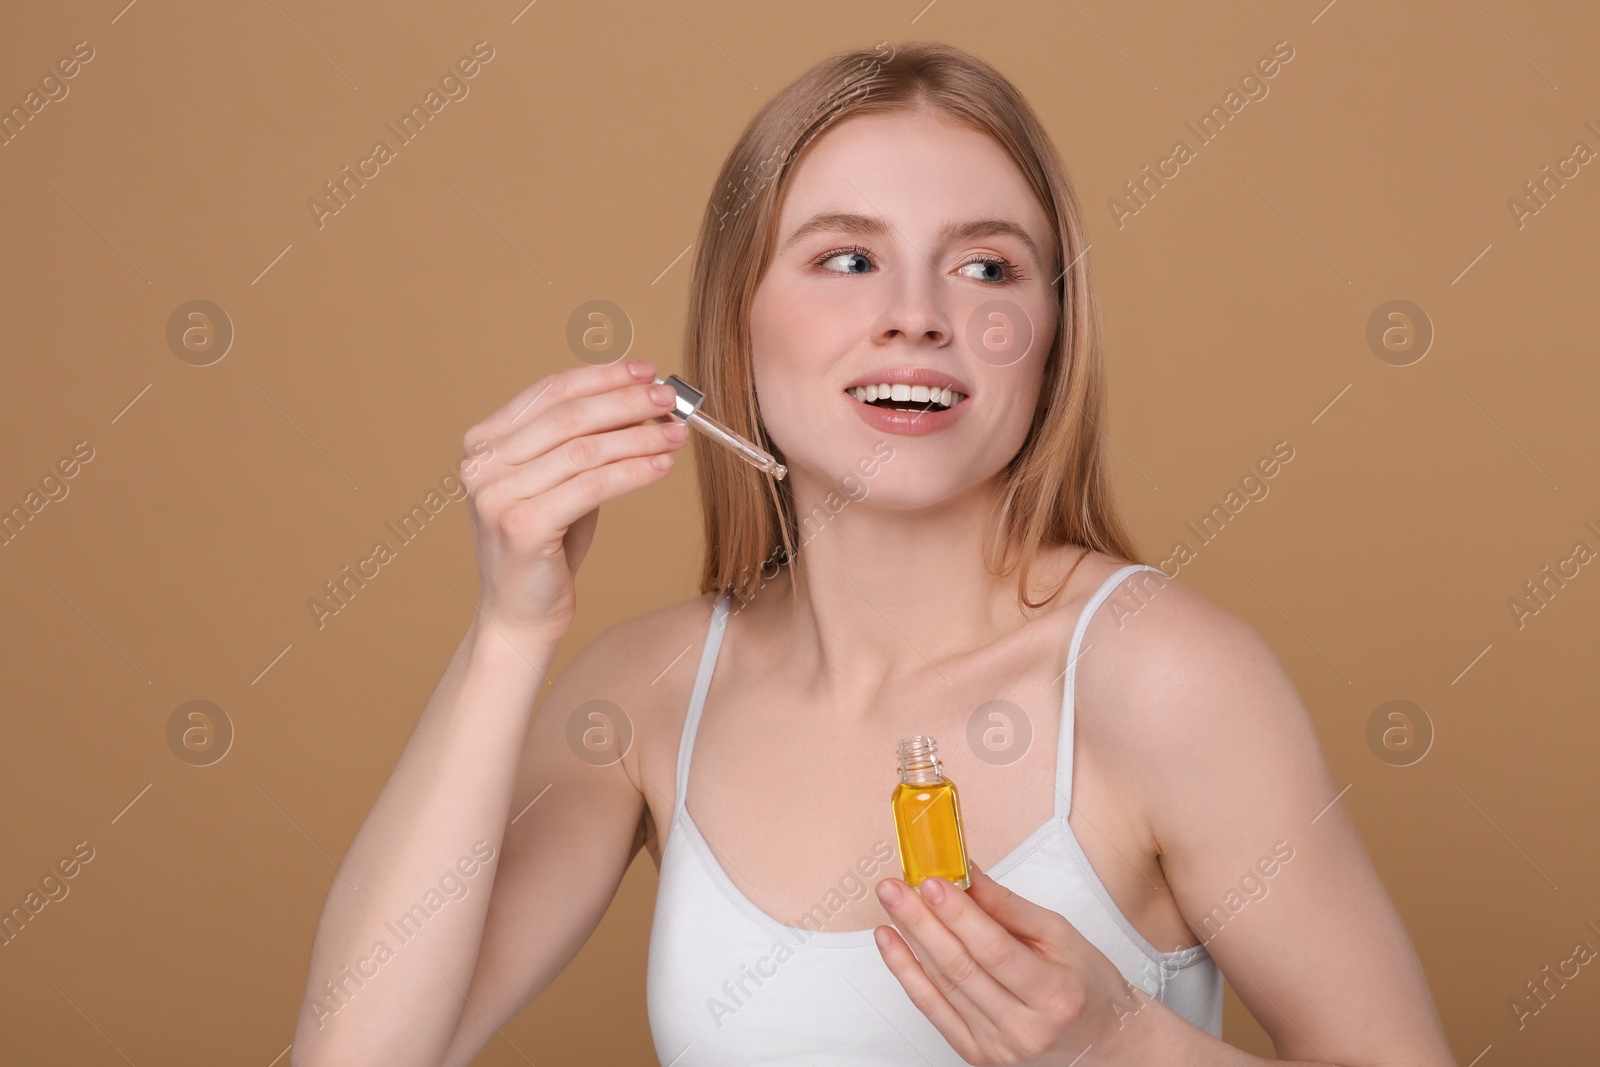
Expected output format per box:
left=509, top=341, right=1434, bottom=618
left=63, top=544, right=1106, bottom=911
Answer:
left=871, top=260, right=953, bottom=350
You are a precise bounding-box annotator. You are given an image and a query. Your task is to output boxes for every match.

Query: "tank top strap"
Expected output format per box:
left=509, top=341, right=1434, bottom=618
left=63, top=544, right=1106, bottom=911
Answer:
left=673, top=589, right=734, bottom=810
left=1053, top=563, right=1171, bottom=820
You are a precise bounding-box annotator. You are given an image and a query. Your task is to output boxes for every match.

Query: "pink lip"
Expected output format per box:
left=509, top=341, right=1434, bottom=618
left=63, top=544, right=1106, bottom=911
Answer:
left=841, top=388, right=970, bottom=436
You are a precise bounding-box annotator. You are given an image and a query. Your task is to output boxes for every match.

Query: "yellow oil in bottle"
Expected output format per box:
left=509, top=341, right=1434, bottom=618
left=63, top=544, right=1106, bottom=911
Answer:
left=891, top=736, right=970, bottom=890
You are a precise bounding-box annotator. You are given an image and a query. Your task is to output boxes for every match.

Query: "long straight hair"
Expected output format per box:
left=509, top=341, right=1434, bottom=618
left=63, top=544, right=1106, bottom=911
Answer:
left=683, top=40, right=1144, bottom=612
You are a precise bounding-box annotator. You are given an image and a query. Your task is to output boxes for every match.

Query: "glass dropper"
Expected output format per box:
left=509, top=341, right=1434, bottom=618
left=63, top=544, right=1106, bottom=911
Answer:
left=653, top=375, right=787, bottom=480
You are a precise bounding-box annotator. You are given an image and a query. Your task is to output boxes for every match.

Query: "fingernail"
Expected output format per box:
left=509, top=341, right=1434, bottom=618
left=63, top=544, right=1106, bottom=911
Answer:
left=922, top=877, right=946, bottom=904
left=877, top=878, right=903, bottom=905
left=649, top=384, right=673, bottom=404
left=627, top=360, right=653, bottom=379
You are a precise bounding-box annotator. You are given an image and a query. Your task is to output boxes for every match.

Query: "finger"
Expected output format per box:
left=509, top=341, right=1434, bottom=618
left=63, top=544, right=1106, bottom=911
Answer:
left=875, top=876, right=1023, bottom=1032
left=468, top=359, right=654, bottom=444
left=967, top=862, right=1082, bottom=954
left=487, top=420, right=689, bottom=502
left=873, top=924, right=982, bottom=1063
left=917, top=871, right=1058, bottom=1004
left=489, top=379, right=680, bottom=468
left=508, top=452, right=678, bottom=534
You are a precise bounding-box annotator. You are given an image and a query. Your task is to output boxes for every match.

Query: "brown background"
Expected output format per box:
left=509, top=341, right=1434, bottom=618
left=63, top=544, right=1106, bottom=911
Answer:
left=2, top=0, right=1597, bottom=1063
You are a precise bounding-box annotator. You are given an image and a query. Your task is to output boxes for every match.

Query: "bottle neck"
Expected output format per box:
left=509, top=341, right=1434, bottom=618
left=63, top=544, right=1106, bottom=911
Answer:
left=897, top=736, right=946, bottom=785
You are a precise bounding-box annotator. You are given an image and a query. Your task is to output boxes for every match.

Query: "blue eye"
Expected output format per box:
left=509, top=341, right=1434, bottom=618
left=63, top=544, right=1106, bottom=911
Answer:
left=816, top=247, right=874, bottom=274
left=812, top=246, right=1026, bottom=283
left=956, top=254, right=1025, bottom=283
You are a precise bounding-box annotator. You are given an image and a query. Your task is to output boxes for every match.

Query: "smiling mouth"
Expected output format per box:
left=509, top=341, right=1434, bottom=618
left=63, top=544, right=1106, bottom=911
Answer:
left=845, top=384, right=968, bottom=412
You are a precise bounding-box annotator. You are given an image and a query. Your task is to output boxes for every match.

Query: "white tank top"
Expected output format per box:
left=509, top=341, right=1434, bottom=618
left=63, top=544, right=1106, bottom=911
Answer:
left=646, top=563, right=1222, bottom=1063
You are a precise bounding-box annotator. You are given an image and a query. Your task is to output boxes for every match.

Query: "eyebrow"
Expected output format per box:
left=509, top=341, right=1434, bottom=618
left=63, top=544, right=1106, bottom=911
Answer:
left=778, top=211, right=1046, bottom=268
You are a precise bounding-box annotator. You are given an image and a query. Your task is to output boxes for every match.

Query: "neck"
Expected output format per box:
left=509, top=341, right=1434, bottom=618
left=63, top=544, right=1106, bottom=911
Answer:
left=737, top=475, right=1083, bottom=703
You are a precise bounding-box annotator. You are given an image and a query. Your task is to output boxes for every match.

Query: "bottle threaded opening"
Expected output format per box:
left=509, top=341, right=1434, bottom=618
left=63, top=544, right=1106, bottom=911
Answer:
left=897, top=735, right=944, bottom=783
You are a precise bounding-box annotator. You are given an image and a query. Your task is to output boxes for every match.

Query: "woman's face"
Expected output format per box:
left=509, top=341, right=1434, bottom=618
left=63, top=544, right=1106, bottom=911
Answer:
left=749, top=107, right=1060, bottom=509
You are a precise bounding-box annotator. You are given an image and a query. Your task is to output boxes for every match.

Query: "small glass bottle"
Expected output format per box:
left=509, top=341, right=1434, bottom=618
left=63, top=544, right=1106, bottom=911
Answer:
left=891, top=736, right=971, bottom=891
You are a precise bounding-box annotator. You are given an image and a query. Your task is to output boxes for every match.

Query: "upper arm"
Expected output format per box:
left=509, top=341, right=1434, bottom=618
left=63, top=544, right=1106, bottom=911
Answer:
left=1100, top=577, right=1454, bottom=1064
left=436, top=615, right=658, bottom=1067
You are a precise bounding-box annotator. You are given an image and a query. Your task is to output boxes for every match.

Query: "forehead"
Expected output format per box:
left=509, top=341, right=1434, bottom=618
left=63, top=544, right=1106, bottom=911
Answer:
left=777, top=109, right=1050, bottom=239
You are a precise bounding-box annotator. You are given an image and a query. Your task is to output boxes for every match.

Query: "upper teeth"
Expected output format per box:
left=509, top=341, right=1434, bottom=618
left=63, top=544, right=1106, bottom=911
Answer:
left=849, top=383, right=966, bottom=408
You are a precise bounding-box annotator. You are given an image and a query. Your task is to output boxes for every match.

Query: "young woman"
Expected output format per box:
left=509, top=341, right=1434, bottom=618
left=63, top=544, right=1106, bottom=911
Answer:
left=294, top=41, right=1457, bottom=1066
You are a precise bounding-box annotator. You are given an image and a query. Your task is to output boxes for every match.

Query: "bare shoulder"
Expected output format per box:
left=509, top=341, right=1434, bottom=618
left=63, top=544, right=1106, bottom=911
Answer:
left=1074, top=570, right=1455, bottom=1059
left=541, top=591, right=723, bottom=787
left=1078, top=562, right=1336, bottom=846
left=1084, top=562, right=1297, bottom=734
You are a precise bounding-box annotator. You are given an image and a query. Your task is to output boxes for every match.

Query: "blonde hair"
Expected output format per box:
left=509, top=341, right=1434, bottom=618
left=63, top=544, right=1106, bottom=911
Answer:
left=683, top=40, right=1144, bottom=611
